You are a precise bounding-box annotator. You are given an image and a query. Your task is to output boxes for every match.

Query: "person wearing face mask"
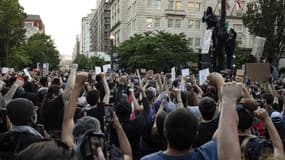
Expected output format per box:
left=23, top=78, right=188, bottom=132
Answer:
left=0, top=98, right=43, bottom=159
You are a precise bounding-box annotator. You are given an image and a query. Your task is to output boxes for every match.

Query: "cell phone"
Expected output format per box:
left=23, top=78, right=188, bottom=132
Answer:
left=104, top=105, right=114, bottom=123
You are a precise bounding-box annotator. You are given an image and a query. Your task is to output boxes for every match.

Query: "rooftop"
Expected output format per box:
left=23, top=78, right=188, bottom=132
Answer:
left=26, top=14, right=41, bottom=21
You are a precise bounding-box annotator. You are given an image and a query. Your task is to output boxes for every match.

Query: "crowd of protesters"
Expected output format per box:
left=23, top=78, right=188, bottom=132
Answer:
left=0, top=64, right=284, bottom=160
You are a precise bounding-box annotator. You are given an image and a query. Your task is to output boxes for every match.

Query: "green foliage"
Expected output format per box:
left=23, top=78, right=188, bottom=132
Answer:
left=116, top=31, right=196, bottom=72
left=9, top=33, right=61, bottom=70
left=243, top=0, right=285, bottom=65
left=73, top=54, right=106, bottom=70
left=0, top=0, right=26, bottom=65
left=235, top=48, right=257, bottom=68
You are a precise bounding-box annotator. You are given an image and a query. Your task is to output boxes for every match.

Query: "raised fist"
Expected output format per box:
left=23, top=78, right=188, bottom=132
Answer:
left=75, top=72, right=88, bottom=87
left=207, top=72, right=224, bottom=88
left=221, top=82, right=243, bottom=102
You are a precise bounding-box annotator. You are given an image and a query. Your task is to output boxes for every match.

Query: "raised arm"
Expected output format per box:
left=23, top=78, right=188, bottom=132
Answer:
left=218, top=82, right=242, bottom=160
left=175, top=89, right=184, bottom=108
left=113, top=112, right=132, bottom=160
left=3, top=79, right=24, bottom=105
left=190, top=75, right=203, bottom=98
left=207, top=73, right=225, bottom=109
left=61, top=72, right=88, bottom=149
left=129, top=87, right=143, bottom=112
left=62, top=64, right=78, bottom=102
left=154, top=74, right=163, bottom=94
left=254, top=109, right=284, bottom=160
left=100, top=73, right=110, bottom=104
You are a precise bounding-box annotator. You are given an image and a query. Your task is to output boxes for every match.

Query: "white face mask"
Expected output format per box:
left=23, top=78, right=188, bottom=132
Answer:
left=48, top=82, right=51, bottom=87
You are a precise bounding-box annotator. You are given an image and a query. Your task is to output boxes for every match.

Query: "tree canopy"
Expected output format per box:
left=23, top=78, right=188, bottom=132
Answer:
left=10, top=33, right=61, bottom=70
left=73, top=54, right=106, bottom=70
left=243, top=0, right=285, bottom=65
left=0, top=0, right=26, bottom=65
left=116, top=31, right=197, bottom=72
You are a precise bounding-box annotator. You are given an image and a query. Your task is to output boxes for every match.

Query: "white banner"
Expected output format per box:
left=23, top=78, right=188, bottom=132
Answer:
left=251, top=36, right=266, bottom=60
left=171, top=67, right=176, bottom=82
left=95, top=66, right=102, bottom=75
left=181, top=68, right=190, bottom=77
left=199, top=68, right=210, bottom=85
left=202, top=30, right=213, bottom=54
left=103, top=64, right=111, bottom=72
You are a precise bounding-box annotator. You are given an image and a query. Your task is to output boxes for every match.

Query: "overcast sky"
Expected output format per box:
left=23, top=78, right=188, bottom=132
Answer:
left=19, top=0, right=97, bottom=58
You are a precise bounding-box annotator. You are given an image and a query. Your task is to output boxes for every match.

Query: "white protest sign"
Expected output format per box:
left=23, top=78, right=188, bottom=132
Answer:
left=103, top=64, right=111, bottom=72
left=251, top=36, right=266, bottom=60
left=202, top=30, right=213, bottom=54
left=95, top=66, right=102, bottom=75
left=23, top=68, right=32, bottom=80
left=181, top=68, right=190, bottom=77
left=199, top=68, right=210, bottom=85
left=1, top=67, right=9, bottom=74
left=171, top=67, right=176, bottom=82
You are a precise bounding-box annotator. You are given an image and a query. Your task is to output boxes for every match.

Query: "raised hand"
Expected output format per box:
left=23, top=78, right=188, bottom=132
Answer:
left=221, top=82, right=243, bottom=103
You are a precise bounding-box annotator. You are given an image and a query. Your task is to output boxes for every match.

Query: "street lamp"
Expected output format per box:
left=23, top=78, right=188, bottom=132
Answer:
left=109, top=34, right=115, bottom=72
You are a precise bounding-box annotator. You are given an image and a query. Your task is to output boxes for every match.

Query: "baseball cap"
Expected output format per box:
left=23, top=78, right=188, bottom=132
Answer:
left=7, top=98, right=36, bottom=125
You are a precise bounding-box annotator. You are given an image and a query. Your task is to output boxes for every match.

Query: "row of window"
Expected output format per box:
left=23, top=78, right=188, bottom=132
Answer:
left=145, top=18, right=202, bottom=30
left=146, top=0, right=201, bottom=12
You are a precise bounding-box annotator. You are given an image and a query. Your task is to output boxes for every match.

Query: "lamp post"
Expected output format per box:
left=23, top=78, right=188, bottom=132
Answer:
left=109, top=34, right=115, bottom=72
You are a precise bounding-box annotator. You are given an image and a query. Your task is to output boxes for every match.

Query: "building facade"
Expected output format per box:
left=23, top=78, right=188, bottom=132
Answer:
left=90, top=0, right=111, bottom=53
left=24, top=14, right=45, bottom=39
left=72, top=35, right=80, bottom=61
left=109, top=0, right=253, bottom=49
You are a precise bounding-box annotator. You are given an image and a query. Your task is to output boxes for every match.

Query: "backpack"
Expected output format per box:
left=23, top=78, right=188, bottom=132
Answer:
left=0, top=131, right=41, bottom=160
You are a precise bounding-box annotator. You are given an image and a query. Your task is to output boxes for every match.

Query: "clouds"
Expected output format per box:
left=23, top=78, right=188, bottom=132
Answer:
left=19, top=0, right=96, bottom=55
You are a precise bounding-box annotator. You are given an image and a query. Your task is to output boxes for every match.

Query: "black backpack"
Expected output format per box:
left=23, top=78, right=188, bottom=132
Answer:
left=0, top=131, right=42, bottom=160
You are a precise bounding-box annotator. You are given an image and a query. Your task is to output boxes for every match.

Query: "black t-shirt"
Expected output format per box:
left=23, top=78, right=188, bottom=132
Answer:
left=193, top=117, right=219, bottom=148
left=111, top=98, right=150, bottom=160
left=42, top=95, right=64, bottom=131
left=85, top=103, right=105, bottom=132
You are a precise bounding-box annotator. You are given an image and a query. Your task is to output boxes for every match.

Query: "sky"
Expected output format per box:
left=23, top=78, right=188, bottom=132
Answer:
left=19, top=0, right=97, bottom=58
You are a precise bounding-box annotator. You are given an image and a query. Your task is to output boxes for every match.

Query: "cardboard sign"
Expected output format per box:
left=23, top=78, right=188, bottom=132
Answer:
left=202, top=30, right=213, bottom=54
left=251, top=36, right=266, bottom=60
left=171, top=67, right=176, bottom=82
left=1, top=67, right=9, bottom=74
left=95, top=66, right=102, bottom=75
left=199, top=68, right=210, bottom=85
left=245, top=63, right=270, bottom=82
left=181, top=68, right=190, bottom=77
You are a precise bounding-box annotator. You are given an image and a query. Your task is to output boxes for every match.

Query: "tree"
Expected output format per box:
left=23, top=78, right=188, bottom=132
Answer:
left=7, top=33, right=60, bottom=70
left=116, top=31, right=196, bottom=72
left=0, top=0, right=26, bottom=66
left=73, top=54, right=106, bottom=70
left=243, top=0, right=285, bottom=65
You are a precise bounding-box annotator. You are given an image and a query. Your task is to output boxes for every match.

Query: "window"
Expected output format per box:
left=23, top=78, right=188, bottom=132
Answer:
left=175, top=1, right=182, bottom=10
left=195, top=2, right=201, bottom=11
left=168, top=19, right=173, bottom=28
left=194, top=38, right=201, bottom=48
left=154, top=0, right=161, bottom=9
left=188, top=38, right=193, bottom=48
left=175, top=19, right=181, bottom=28
left=233, top=24, right=243, bottom=32
left=147, top=0, right=161, bottom=9
left=154, top=18, right=161, bottom=27
left=188, top=20, right=194, bottom=29
left=146, top=18, right=153, bottom=28
left=188, top=2, right=201, bottom=12
left=168, top=0, right=174, bottom=10
left=188, top=2, right=194, bottom=12
left=194, top=20, right=201, bottom=30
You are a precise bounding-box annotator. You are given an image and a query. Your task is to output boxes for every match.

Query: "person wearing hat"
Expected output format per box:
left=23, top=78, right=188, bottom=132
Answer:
left=0, top=98, right=43, bottom=158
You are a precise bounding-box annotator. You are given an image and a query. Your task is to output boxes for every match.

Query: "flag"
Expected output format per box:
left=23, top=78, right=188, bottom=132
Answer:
left=236, top=0, right=242, bottom=9
left=226, top=1, right=231, bottom=10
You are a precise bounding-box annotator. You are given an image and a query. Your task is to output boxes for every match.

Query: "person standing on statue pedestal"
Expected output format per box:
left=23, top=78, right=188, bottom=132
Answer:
left=225, top=28, right=237, bottom=70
